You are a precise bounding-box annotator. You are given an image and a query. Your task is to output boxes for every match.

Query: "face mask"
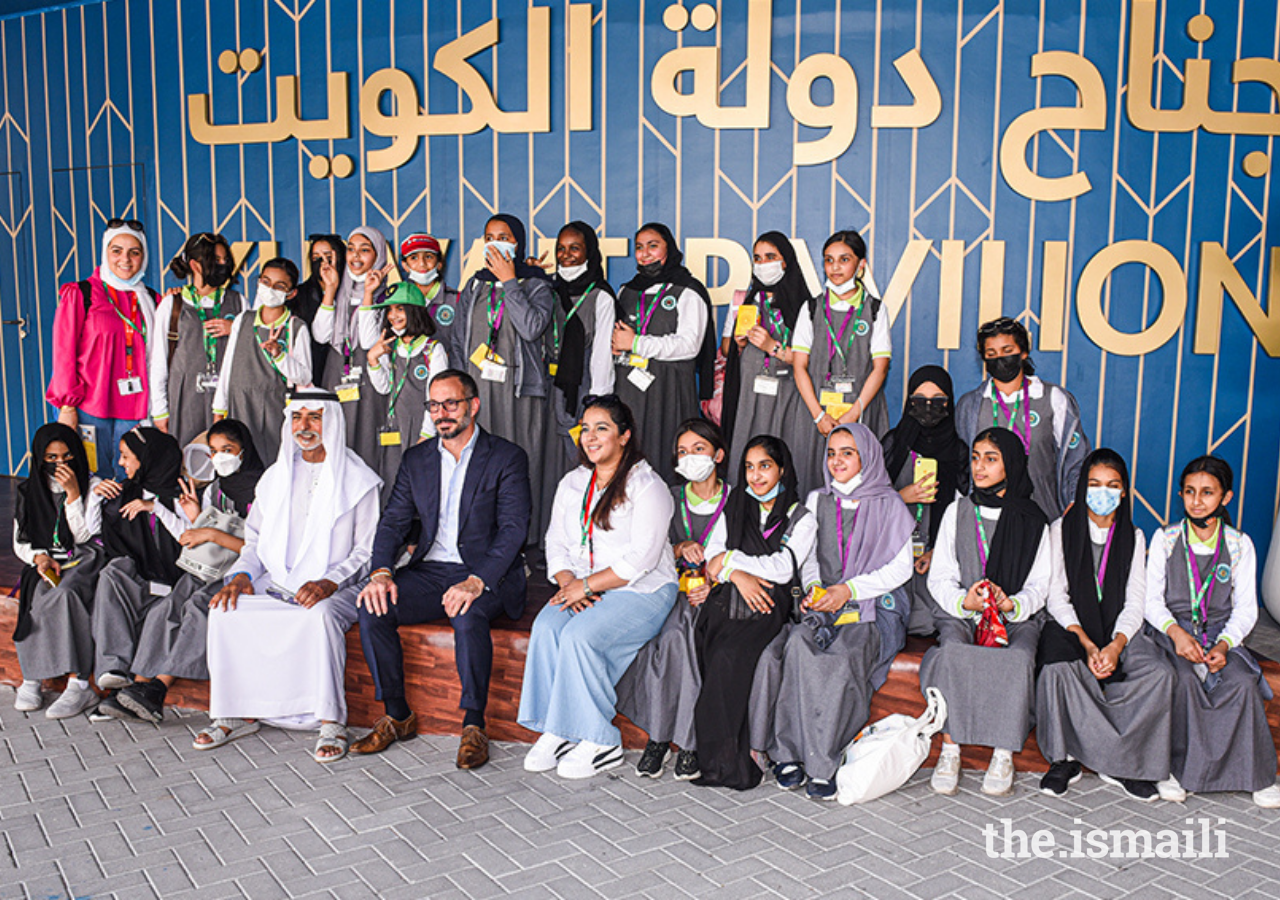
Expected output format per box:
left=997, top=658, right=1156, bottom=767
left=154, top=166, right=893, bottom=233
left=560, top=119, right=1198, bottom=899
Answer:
left=637, top=260, right=664, bottom=278
left=407, top=267, right=438, bottom=286
left=558, top=262, right=588, bottom=282
left=824, top=277, right=854, bottom=294
left=675, top=454, right=716, bottom=483
left=907, top=397, right=948, bottom=428
left=1085, top=486, right=1122, bottom=517
left=255, top=283, right=287, bottom=308
left=349, top=268, right=368, bottom=284
left=40, top=460, right=60, bottom=479
left=1188, top=509, right=1222, bottom=529
left=204, top=261, right=233, bottom=289
left=754, top=261, right=785, bottom=286
left=48, top=477, right=66, bottom=495
left=754, top=482, right=781, bottom=502
left=832, top=472, right=863, bottom=495
left=391, top=326, right=406, bottom=337
left=985, top=354, right=1024, bottom=384
left=486, top=240, right=517, bottom=261
left=211, top=451, right=243, bottom=477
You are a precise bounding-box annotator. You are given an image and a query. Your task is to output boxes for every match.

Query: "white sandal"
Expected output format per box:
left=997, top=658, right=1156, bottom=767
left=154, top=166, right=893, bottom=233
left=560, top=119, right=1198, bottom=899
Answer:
left=192, top=718, right=259, bottom=751
left=313, top=722, right=348, bottom=764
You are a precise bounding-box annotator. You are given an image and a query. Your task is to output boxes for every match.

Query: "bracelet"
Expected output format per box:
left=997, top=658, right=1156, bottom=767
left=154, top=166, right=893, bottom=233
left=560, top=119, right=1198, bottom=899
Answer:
left=369, top=568, right=393, bottom=581
left=813, top=411, right=826, bottom=424
left=581, top=575, right=596, bottom=599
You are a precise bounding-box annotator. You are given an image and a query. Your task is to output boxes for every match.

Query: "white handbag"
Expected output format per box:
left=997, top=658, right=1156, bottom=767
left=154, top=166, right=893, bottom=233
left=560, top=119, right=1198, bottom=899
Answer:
left=175, top=506, right=245, bottom=583
left=835, top=686, right=948, bottom=805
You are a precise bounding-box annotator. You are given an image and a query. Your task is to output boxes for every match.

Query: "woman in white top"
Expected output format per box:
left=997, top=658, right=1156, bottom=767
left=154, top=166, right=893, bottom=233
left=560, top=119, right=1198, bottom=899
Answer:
left=12, top=424, right=106, bottom=718
left=1144, top=455, right=1280, bottom=808
left=921, top=427, right=1052, bottom=797
left=1034, top=449, right=1173, bottom=802
left=519, top=395, right=678, bottom=779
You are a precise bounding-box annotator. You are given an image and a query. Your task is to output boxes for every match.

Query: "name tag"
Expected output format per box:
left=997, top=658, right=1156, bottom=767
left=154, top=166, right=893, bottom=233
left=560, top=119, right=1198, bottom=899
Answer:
left=833, top=380, right=854, bottom=394
left=336, top=385, right=360, bottom=403
left=753, top=375, right=779, bottom=396
left=912, top=540, right=926, bottom=559
left=819, top=390, right=845, bottom=407
left=196, top=372, right=220, bottom=393
left=470, top=344, right=504, bottom=369
left=627, top=367, right=656, bottom=392
left=117, top=376, right=143, bottom=396
left=480, top=360, right=509, bottom=383
left=379, top=430, right=402, bottom=446
left=148, top=581, right=172, bottom=597
left=628, top=354, right=649, bottom=370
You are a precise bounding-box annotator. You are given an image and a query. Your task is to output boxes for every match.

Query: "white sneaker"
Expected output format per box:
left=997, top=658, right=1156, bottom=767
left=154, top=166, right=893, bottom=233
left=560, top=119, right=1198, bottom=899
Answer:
left=1156, top=775, right=1188, bottom=803
left=14, top=681, right=42, bottom=712
left=557, top=741, right=624, bottom=779
left=523, top=733, right=575, bottom=772
left=982, top=750, right=1015, bottom=796
left=1253, top=785, right=1280, bottom=809
left=45, top=682, right=99, bottom=719
left=931, top=747, right=961, bottom=795
left=96, top=671, right=131, bottom=691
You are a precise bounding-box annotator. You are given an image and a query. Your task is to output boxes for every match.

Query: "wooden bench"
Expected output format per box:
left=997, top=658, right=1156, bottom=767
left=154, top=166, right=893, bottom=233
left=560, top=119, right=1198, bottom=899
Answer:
left=5, top=589, right=1280, bottom=774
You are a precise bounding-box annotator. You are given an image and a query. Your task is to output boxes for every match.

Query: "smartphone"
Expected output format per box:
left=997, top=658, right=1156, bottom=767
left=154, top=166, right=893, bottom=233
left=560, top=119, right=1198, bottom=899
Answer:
left=41, top=568, right=61, bottom=588
left=913, top=455, right=938, bottom=486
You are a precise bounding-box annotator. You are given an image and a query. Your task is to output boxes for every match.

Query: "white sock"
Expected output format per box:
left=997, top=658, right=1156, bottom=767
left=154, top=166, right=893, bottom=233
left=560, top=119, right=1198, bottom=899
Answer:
left=21, top=680, right=39, bottom=689
left=940, top=742, right=960, bottom=757
left=67, top=678, right=89, bottom=691
left=992, top=748, right=1013, bottom=761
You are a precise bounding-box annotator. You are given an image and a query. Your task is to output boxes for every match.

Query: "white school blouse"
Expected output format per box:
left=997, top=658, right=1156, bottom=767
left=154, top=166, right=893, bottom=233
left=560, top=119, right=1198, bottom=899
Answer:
left=12, top=478, right=104, bottom=564
left=630, top=286, right=707, bottom=362
left=703, top=499, right=819, bottom=588
left=545, top=461, right=678, bottom=594
left=927, top=502, right=1051, bottom=623
left=210, top=309, right=314, bottom=416
left=1045, top=518, right=1147, bottom=643
left=1145, top=522, right=1257, bottom=651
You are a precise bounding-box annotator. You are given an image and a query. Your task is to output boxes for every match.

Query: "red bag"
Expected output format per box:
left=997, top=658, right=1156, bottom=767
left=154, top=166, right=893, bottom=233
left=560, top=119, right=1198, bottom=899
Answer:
left=972, top=580, right=1009, bottom=648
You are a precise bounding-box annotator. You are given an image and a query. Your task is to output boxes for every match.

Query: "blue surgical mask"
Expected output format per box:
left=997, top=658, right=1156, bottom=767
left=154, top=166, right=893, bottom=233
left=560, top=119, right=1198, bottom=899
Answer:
left=754, top=482, right=781, bottom=503
left=486, top=240, right=517, bottom=261
left=1085, top=486, right=1122, bottom=517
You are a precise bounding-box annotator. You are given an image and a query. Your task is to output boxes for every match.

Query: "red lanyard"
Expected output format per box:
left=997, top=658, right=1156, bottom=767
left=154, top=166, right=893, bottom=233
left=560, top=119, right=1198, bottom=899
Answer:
left=580, top=471, right=598, bottom=568
left=106, top=285, right=145, bottom=376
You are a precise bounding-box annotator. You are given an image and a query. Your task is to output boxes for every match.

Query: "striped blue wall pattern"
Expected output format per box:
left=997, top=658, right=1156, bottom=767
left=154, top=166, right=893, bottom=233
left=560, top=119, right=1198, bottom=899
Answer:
left=0, top=0, right=1276, bottom=553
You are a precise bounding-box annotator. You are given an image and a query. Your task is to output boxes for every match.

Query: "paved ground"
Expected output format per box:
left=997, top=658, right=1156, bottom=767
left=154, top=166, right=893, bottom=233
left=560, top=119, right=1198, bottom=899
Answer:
left=2, top=688, right=1279, bottom=900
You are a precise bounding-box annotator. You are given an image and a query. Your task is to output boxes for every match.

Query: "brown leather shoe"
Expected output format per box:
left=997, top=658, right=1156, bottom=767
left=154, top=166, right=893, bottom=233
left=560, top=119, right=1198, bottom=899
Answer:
left=350, top=712, right=417, bottom=754
left=456, top=724, right=490, bottom=769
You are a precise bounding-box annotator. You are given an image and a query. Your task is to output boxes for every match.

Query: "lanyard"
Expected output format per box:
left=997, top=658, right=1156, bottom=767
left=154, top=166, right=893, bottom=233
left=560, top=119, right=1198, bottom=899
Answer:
left=551, top=283, right=595, bottom=362
left=680, top=482, right=727, bottom=545
left=757, top=292, right=790, bottom=373
left=1184, top=520, right=1223, bottom=648
left=255, top=312, right=292, bottom=379
left=974, top=510, right=991, bottom=572
left=486, top=285, right=506, bottom=349
left=634, top=285, right=671, bottom=336
left=908, top=451, right=925, bottom=529
left=106, top=285, right=146, bottom=376
left=581, top=471, right=598, bottom=569
left=835, top=501, right=859, bottom=575
left=51, top=495, right=67, bottom=552
left=992, top=380, right=1032, bottom=454
left=183, top=285, right=225, bottom=366
left=824, top=287, right=864, bottom=367
left=1093, top=522, right=1115, bottom=603
left=386, top=338, right=429, bottom=421
left=761, top=504, right=785, bottom=541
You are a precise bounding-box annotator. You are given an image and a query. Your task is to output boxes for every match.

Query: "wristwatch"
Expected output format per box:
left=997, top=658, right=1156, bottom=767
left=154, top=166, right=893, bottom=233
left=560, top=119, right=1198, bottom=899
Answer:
left=581, top=576, right=596, bottom=600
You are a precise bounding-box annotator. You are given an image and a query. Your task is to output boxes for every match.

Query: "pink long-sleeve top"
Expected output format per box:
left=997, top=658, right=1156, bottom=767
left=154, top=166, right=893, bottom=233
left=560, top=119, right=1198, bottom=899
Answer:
left=46, top=268, right=157, bottom=420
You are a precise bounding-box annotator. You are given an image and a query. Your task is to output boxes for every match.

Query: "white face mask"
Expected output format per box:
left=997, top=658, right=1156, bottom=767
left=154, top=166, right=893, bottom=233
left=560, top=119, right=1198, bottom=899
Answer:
left=825, top=276, right=855, bottom=294
left=349, top=268, right=368, bottom=284
left=754, top=261, right=785, bottom=286
left=211, top=451, right=243, bottom=477
left=391, top=326, right=406, bottom=336
left=486, top=240, right=517, bottom=261
left=832, top=472, right=863, bottom=495
left=675, top=453, right=717, bottom=484
left=558, top=262, right=588, bottom=282
left=255, top=283, right=288, bottom=308
left=48, top=477, right=66, bottom=495
left=408, top=267, right=438, bottom=286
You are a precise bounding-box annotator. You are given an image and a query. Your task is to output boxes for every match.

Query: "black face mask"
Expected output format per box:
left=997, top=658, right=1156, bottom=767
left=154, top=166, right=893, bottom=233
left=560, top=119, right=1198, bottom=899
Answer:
left=973, top=480, right=1008, bottom=507
left=40, top=461, right=60, bottom=479
left=907, top=397, right=948, bottom=428
left=204, top=260, right=234, bottom=289
left=984, top=354, right=1024, bottom=384
left=637, top=261, right=664, bottom=278
left=1188, top=509, right=1223, bottom=529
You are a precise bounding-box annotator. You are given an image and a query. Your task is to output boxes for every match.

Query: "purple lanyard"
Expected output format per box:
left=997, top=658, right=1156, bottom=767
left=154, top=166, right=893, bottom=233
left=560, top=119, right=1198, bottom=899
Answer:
left=1092, top=523, right=1115, bottom=602
left=835, top=501, right=859, bottom=574
left=762, top=507, right=784, bottom=541
left=636, top=286, right=669, bottom=335
left=993, top=381, right=1032, bottom=454
left=1184, top=522, right=1223, bottom=647
left=682, top=485, right=727, bottom=545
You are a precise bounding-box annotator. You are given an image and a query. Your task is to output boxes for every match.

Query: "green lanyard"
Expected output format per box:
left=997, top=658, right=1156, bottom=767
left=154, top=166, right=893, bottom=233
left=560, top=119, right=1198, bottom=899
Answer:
left=386, top=337, right=429, bottom=421
left=551, top=283, right=595, bottom=362
left=255, top=312, right=293, bottom=380
left=183, top=285, right=226, bottom=366
left=50, top=495, right=67, bottom=552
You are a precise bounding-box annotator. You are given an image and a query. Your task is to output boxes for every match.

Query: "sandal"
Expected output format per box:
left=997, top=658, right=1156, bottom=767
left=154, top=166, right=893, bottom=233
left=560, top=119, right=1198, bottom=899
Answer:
left=313, top=722, right=348, bottom=764
left=192, top=718, right=259, bottom=751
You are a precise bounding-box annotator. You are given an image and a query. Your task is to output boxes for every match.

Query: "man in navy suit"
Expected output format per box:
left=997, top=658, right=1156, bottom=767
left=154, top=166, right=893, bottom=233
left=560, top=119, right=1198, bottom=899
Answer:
left=352, top=369, right=531, bottom=768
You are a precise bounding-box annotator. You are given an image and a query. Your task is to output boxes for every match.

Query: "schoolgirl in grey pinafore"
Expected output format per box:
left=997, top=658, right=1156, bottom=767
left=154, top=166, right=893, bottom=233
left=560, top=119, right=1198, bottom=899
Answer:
left=219, top=309, right=309, bottom=463
left=616, top=482, right=731, bottom=752
left=158, top=286, right=244, bottom=447
left=1146, top=521, right=1277, bottom=793
left=369, top=336, right=448, bottom=504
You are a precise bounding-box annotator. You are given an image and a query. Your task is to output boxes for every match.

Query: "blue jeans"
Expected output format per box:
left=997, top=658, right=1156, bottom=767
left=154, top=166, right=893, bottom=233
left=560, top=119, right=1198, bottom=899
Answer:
left=518, top=584, right=677, bottom=746
left=77, top=411, right=141, bottom=479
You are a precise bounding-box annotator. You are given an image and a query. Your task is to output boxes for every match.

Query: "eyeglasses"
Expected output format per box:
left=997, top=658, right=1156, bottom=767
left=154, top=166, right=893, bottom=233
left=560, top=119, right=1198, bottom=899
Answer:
left=426, top=398, right=470, bottom=414
left=107, top=217, right=145, bottom=233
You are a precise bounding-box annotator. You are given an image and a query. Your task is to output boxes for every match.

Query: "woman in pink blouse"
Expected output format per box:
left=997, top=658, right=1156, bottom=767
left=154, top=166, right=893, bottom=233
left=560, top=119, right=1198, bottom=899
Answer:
left=46, top=219, right=158, bottom=476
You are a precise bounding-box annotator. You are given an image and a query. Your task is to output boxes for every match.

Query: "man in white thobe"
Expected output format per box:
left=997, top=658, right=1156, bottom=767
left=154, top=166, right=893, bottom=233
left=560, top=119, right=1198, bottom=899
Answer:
left=195, top=389, right=381, bottom=762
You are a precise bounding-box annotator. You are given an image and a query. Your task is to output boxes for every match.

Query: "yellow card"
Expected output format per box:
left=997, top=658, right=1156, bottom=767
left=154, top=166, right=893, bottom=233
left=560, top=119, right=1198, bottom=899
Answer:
left=336, top=385, right=360, bottom=403
left=569, top=424, right=583, bottom=445
left=734, top=303, right=759, bottom=336
left=826, top=402, right=853, bottom=420
left=379, top=430, right=402, bottom=446
left=469, top=344, right=491, bottom=369
left=679, top=573, right=706, bottom=594
left=819, top=390, right=846, bottom=407
left=548, top=362, right=559, bottom=376
left=833, top=609, right=861, bottom=626
left=808, top=585, right=828, bottom=606
left=627, top=354, right=649, bottom=370
left=83, top=440, right=98, bottom=473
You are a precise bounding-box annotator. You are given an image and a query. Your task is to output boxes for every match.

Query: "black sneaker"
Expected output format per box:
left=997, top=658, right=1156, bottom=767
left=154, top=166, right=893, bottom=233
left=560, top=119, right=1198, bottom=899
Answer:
left=673, top=749, right=700, bottom=781
left=1098, top=773, right=1159, bottom=803
left=95, top=692, right=144, bottom=722
left=806, top=778, right=837, bottom=801
left=117, top=679, right=168, bottom=725
left=773, top=761, right=806, bottom=790
left=634, top=740, right=670, bottom=778
left=1039, top=760, right=1083, bottom=796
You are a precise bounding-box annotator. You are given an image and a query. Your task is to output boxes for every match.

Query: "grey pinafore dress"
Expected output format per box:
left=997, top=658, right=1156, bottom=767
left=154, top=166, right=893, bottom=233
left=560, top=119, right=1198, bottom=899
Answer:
left=320, top=301, right=386, bottom=471
left=222, top=311, right=301, bottom=463
left=373, top=338, right=441, bottom=504
left=15, top=542, right=105, bottom=681
left=981, top=386, right=1062, bottom=520
left=166, top=288, right=244, bottom=447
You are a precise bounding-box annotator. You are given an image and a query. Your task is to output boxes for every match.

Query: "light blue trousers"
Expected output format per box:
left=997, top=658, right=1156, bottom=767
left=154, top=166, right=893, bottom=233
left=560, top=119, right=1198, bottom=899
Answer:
left=518, top=584, right=677, bottom=746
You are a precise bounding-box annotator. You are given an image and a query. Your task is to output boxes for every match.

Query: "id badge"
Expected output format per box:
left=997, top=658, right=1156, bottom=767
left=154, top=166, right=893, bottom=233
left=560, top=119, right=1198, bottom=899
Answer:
left=912, top=540, right=926, bottom=560
left=627, top=354, right=649, bottom=370
left=379, top=429, right=402, bottom=447
left=480, top=360, right=509, bottom=383
left=833, top=380, right=855, bottom=394
left=196, top=371, right=220, bottom=393
left=117, top=376, right=143, bottom=396
left=627, top=367, right=656, bottom=392
left=819, top=390, right=845, bottom=407
left=548, top=362, right=559, bottom=376
left=336, top=384, right=360, bottom=403
left=753, top=375, right=779, bottom=396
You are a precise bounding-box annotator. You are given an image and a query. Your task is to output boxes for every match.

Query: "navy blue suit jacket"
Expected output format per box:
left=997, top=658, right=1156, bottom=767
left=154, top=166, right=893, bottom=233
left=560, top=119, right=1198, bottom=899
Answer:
left=370, top=427, right=530, bottom=618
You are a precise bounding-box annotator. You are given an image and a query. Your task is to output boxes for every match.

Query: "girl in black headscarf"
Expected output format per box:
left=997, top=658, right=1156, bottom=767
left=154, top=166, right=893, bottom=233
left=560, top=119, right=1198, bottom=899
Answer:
left=612, top=223, right=717, bottom=484
left=102, top=419, right=268, bottom=724
left=692, top=435, right=817, bottom=789
left=881, top=365, right=971, bottom=635
left=89, top=426, right=185, bottom=692
left=543, top=222, right=617, bottom=479
left=720, top=232, right=823, bottom=492
left=450, top=213, right=556, bottom=545
left=290, top=234, right=347, bottom=380
left=919, top=427, right=1052, bottom=798
left=11, top=424, right=108, bottom=718
left=1033, top=449, right=1175, bottom=801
